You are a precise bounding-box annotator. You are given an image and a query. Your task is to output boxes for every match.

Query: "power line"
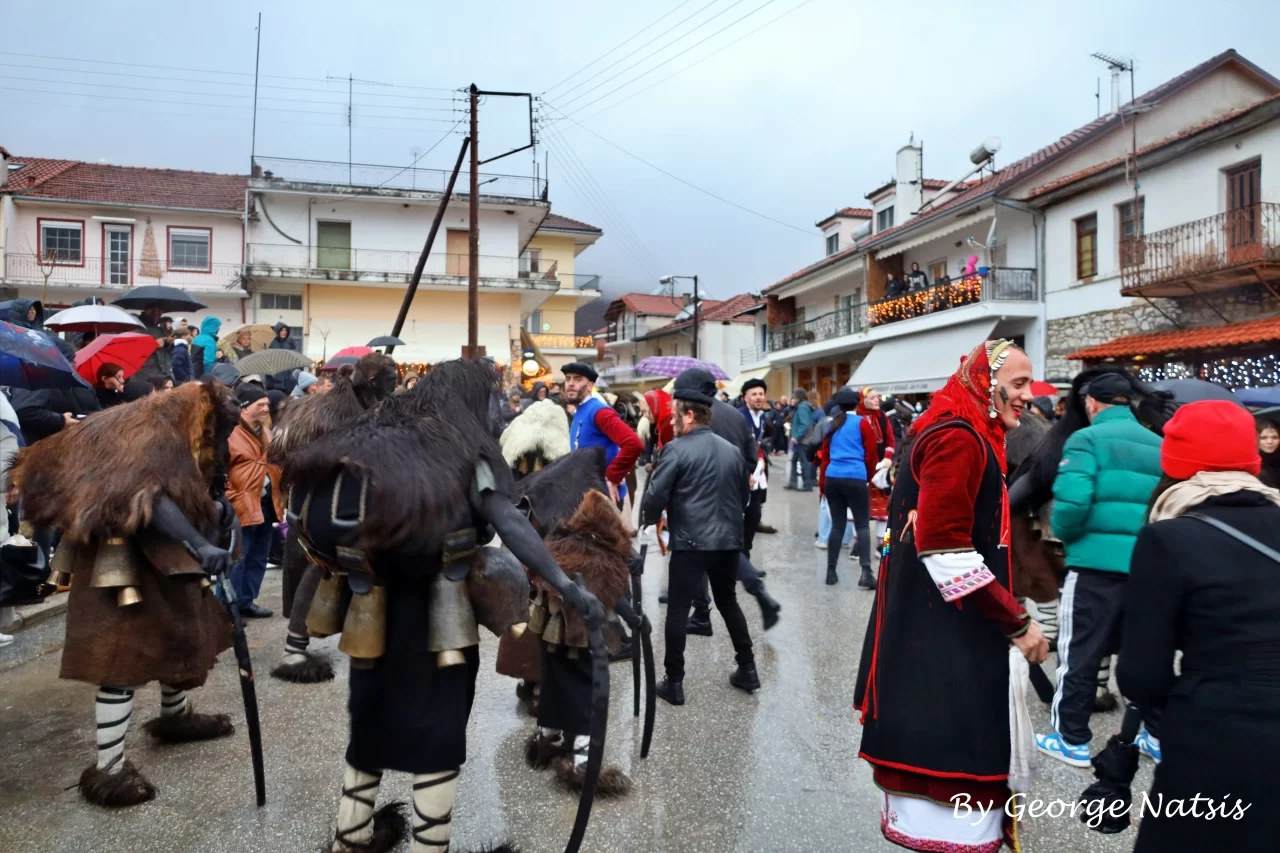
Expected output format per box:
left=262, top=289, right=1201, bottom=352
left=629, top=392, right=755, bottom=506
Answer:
left=0, top=85, right=462, bottom=122
left=554, top=0, right=780, bottom=118
left=550, top=0, right=729, bottom=102
left=0, top=50, right=457, bottom=91
left=541, top=0, right=696, bottom=95
left=540, top=121, right=663, bottom=279
left=319, top=120, right=468, bottom=208
left=0, top=74, right=460, bottom=112
left=542, top=103, right=812, bottom=237
left=0, top=62, right=458, bottom=101
left=575, top=0, right=819, bottom=122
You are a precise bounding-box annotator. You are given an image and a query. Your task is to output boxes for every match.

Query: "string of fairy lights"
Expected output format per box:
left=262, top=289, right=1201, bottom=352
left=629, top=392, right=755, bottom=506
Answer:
left=1135, top=353, right=1280, bottom=389
left=868, top=276, right=984, bottom=326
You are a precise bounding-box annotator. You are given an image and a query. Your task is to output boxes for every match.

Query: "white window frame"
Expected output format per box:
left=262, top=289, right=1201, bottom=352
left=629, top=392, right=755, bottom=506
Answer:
left=169, top=227, right=212, bottom=272
left=40, top=219, right=84, bottom=265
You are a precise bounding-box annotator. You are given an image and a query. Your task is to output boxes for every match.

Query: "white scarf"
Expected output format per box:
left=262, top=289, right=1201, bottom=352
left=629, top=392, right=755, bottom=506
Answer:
left=1008, top=647, right=1037, bottom=793
left=1149, top=470, right=1280, bottom=522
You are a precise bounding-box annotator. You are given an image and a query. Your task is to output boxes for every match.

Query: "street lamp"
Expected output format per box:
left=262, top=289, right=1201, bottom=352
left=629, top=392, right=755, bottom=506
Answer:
left=659, top=274, right=699, bottom=359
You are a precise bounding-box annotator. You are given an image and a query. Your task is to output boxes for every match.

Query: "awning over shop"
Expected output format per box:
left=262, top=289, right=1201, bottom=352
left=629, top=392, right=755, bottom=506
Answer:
left=849, top=319, right=998, bottom=395
left=721, top=366, right=771, bottom=396
left=1069, top=315, right=1280, bottom=361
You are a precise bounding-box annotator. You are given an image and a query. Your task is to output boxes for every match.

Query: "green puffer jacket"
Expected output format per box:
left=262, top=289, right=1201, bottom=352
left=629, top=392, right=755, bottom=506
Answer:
left=1051, top=405, right=1162, bottom=573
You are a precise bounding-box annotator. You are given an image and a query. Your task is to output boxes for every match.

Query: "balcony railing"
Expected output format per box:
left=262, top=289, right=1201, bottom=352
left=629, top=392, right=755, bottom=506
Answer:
left=606, top=321, right=648, bottom=343
left=1120, top=203, right=1280, bottom=294
left=246, top=243, right=597, bottom=288
left=253, top=156, right=547, bottom=201
left=2, top=253, right=244, bottom=291
left=741, top=345, right=766, bottom=365
left=767, top=269, right=1039, bottom=351
left=530, top=333, right=595, bottom=349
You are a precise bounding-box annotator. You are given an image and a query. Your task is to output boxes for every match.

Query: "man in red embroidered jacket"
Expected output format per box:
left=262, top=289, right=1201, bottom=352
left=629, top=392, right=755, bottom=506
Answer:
left=562, top=362, right=643, bottom=507
left=854, top=340, right=1048, bottom=853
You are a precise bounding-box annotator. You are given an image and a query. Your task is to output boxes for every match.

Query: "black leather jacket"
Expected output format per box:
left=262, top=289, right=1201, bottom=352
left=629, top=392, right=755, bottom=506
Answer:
left=640, top=425, right=749, bottom=551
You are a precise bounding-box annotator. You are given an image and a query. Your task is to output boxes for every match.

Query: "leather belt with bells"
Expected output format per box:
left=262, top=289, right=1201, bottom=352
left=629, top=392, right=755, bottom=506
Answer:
left=296, top=471, right=377, bottom=592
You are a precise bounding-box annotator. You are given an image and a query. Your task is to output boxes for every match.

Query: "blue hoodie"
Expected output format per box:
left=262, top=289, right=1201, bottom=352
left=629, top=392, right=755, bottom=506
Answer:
left=193, top=316, right=222, bottom=375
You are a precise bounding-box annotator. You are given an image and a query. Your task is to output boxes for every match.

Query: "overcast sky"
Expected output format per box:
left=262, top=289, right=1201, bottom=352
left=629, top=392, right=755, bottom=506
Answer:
left=4, top=0, right=1279, bottom=300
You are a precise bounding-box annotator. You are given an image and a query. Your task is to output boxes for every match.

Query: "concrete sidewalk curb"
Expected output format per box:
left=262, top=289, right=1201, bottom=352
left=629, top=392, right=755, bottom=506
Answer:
left=8, top=593, right=68, bottom=632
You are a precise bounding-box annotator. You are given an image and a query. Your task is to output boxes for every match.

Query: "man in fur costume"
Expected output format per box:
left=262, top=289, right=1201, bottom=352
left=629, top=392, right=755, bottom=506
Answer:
left=269, top=353, right=398, bottom=683
left=498, top=397, right=571, bottom=478
left=282, top=359, right=604, bottom=853
left=13, top=381, right=241, bottom=807
left=525, top=486, right=636, bottom=798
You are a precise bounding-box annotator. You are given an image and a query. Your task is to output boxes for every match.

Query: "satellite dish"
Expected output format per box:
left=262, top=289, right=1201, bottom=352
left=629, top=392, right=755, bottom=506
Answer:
left=969, top=137, right=1002, bottom=166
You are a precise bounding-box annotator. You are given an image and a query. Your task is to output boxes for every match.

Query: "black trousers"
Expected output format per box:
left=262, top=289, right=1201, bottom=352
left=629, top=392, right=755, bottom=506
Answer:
left=665, top=550, right=754, bottom=682
left=743, top=489, right=765, bottom=557
left=1052, top=567, right=1160, bottom=744
left=826, top=477, right=871, bottom=570
left=694, top=553, right=765, bottom=613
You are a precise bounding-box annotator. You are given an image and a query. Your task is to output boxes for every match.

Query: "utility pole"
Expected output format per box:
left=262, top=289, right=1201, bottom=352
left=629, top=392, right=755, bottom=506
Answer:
left=691, top=275, right=700, bottom=360
left=466, top=83, right=481, bottom=358
left=250, top=13, right=261, bottom=170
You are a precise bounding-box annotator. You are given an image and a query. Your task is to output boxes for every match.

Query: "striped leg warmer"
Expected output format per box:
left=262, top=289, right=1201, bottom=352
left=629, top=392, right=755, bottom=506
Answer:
left=95, top=687, right=135, bottom=772
left=159, top=684, right=189, bottom=717
left=411, top=769, right=459, bottom=852
left=335, top=765, right=383, bottom=848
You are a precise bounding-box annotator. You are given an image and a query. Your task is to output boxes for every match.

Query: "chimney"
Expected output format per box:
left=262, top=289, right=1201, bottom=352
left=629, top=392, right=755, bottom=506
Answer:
left=0, top=146, right=9, bottom=189
left=1110, top=67, right=1122, bottom=116
left=895, top=144, right=923, bottom=218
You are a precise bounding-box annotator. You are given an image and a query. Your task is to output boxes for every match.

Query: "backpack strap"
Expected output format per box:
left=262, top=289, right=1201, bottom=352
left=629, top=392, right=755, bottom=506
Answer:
left=1185, top=511, right=1280, bottom=566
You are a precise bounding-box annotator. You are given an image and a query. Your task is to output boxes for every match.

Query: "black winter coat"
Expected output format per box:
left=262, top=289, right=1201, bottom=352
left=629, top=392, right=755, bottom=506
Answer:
left=1118, top=490, right=1280, bottom=853
left=708, top=398, right=756, bottom=479
left=639, top=426, right=749, bottom=552
left=11, top=386, right=102, bottom=443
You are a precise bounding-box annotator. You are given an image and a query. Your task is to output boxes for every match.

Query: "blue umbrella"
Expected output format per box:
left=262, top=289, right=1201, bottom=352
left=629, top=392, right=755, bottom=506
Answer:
left=0, top=320, right=91, bottom=389
left=1234, top=385, right=1280, bottom=409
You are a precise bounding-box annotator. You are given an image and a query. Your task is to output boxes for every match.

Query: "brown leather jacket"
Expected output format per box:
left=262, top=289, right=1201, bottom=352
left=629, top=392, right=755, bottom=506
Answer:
left=227, top=419, right=283, bottom=526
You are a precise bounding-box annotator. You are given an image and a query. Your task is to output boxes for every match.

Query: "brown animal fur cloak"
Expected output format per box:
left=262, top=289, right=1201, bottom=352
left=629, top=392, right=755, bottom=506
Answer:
left=13, top=382, right=239, bottom=689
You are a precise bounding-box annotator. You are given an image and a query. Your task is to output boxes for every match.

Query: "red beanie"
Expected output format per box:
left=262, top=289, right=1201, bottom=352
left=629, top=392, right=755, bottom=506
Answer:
left=1160, top=400, right=1261, bottom=480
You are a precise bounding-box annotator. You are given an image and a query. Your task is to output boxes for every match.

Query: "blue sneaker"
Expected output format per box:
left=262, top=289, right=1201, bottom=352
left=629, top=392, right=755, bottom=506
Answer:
left=1134, top=729, right=1162, bottom=763
left=1035, top=732, right=1092, bottom=768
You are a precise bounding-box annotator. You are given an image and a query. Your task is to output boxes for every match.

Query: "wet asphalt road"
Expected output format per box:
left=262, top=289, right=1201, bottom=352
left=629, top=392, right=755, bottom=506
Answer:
left=0, top=473, right=1151, bottom=852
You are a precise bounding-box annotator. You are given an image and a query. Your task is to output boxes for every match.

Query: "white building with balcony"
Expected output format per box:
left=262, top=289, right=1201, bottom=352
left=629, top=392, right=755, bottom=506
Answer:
left=244, top=156, right=602, bottom=367
left=0, top=151, right=247, bottom=326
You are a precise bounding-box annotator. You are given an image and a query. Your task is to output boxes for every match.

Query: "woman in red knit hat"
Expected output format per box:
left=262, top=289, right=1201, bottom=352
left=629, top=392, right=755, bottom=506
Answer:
left=1118, top=400, right=1280, bottom=852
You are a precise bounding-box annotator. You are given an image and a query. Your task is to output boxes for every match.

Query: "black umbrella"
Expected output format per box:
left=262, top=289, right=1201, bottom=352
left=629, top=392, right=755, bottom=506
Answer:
left=1149, top=378, right=1240, bottom=405
left=367, top=335, right=405, bottom=348
left=111, top=285, right=207, bottom=313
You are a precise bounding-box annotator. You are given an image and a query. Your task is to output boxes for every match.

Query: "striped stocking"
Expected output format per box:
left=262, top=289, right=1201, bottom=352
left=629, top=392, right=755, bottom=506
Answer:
left=411, top=769, right=459, bottom=852
left=159, top=684, right=189, bottom=717
left=571, top=734, right=590, bottom=769
left=281, top=630, right=310, bottom=666
left=335, top=765, right=382, bottom=848
left=95, top=687, right=134, bottom=772
left=1037, top=599, right=1060, bottom=645
left=1097, top=655, right=1113, bottom=697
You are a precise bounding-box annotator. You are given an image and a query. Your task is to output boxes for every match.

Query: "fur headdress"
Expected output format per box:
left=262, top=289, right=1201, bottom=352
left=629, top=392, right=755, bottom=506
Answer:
left=500, top=399, right=571, bottom=467
left=537, top=489, right=633, bottom=612
left=269, top=355, right=393, bottom=465
left=14, top=382, right=238, bottom=543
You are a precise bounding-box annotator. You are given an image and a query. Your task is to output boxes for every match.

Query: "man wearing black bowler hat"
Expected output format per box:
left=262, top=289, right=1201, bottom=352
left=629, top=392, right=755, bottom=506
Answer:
left=560, top=361, right=643, bottom=508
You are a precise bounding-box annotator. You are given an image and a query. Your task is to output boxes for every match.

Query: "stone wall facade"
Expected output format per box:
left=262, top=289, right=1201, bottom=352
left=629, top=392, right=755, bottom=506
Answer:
left=1045, top=284, right=1280, bottom=380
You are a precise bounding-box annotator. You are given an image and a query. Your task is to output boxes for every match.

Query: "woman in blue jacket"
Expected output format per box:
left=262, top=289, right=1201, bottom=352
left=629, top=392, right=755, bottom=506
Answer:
left=817, top=387, right=880, bottom=588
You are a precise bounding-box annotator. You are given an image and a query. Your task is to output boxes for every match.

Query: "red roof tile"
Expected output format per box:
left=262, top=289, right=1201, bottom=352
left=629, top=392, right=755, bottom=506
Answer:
left=540, top=213, right=602, bottom=233
left=636, top=294, right=761, bottom=339
left=605, top=293, right=688, bottom=321
left=1027, top=92, right=1280, bottom=198
left=1068, top=315, right=1280, bottom=360
left=1, top=156, right=78, bottom=192
left=816, top=206, right=873, bottom=227
left=3, top=158, right=246, bottom=211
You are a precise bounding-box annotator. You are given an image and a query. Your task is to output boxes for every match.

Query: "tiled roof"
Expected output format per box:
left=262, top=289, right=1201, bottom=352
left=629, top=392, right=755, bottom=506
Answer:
left=816, top=207, right=873, bottom=226
left=2, top=156, right=78, bottom=192
left=861, top=49, right=1277, bottom=251
left=3, top=158, right=246, bottom=211
left=540, top=213, right=602, bottom=233
left=1027, top=91, right=1280, bottom=198
left=635, top=294, right=760, bottom=340
left=605, top=293, right=688, bottom=321
left=1068, top=315, right=1280, bottom=360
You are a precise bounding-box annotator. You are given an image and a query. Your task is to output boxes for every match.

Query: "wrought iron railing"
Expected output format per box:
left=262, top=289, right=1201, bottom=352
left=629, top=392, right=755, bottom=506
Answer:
left=530, top=333, right=595, bottom=349
left=1121, top=203, right=1280, bottom=291
left=2, top=253, right=244, bottom=291
left=252, top=156, right=547, bottom=201
left=246, top=243, right=593, bottom=288
left=767, top=268, right=1039, bottom=351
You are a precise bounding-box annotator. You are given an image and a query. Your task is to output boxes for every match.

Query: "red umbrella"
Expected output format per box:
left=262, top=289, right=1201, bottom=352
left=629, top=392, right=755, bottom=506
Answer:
left=334, top=345, right=373, bottom=359
left=1030, top=381, right=1058, bottom=397
left=74, top=332, right=157, bottom=384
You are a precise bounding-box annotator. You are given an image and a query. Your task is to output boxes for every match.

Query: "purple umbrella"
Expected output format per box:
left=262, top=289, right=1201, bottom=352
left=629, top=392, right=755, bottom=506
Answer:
left=635, top=356, right=729, bottom=381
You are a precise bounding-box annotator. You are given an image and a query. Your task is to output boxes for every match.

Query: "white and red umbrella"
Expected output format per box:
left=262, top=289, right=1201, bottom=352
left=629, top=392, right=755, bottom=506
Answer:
left=45, top=304, right=144, bottom=335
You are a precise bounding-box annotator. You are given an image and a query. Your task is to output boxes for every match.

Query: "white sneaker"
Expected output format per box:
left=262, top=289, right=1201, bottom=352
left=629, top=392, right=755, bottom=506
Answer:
left=0, top=633, right=14, bottom=647
left=814, top=539, right=827, bottom=550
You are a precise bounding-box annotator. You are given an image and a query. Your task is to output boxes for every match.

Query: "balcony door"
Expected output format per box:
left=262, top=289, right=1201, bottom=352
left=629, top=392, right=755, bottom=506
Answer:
left=105, top=225, right=131, bottom=286
left=317, top=221, right=351, bottom=270
left=1227, top=160, right=1261, bottom=265
left=446, top=229, right=469, bottom=276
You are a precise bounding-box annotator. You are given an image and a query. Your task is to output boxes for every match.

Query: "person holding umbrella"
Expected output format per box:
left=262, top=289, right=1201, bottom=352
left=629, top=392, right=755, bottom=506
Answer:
left=192, top=317, right=222, bottom=377
left=222, top=328, right=257, bottom=362
left=270, top=323, right=299, bottom=352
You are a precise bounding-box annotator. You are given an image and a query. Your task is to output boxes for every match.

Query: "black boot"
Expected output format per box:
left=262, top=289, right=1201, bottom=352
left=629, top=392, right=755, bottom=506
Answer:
left=825, top=568, right=838, bottom=585
left=686, top=609, right=713, bottom=637
left=858, top=567, right=876, bottom=589
left=729, top=663, right=760, bottom=694
left=755, top=591, right=781, bottom=630
left=609, top=635, right=633, bottom=663
left=656, top=678, right=685, bottom=706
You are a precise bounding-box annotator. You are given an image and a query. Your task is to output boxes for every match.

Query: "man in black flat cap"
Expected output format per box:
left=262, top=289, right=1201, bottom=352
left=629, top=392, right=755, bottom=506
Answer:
left=641, top=385, right=756, bottom=705
left=738, top=377, right=774, bottom=550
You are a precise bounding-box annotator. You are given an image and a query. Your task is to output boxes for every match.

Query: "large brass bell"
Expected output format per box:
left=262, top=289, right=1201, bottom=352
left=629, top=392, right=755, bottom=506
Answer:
left=427, top=573, right=479, bottom=668
left=91, top=537, right=143, bottom=607
left=338, top=584, right=388, bottom=662
left=306, top=574, right=346, bottom=638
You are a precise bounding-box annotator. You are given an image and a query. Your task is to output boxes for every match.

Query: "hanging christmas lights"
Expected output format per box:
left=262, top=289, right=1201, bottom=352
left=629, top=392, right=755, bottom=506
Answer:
left=869, top=275, right=984, bottom=326
left=1134, top=353, right=1280, bottom=389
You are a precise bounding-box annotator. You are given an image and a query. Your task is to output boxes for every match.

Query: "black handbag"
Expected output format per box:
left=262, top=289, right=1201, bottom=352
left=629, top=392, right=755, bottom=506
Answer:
left=0, top=538, right=51, bottom=608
